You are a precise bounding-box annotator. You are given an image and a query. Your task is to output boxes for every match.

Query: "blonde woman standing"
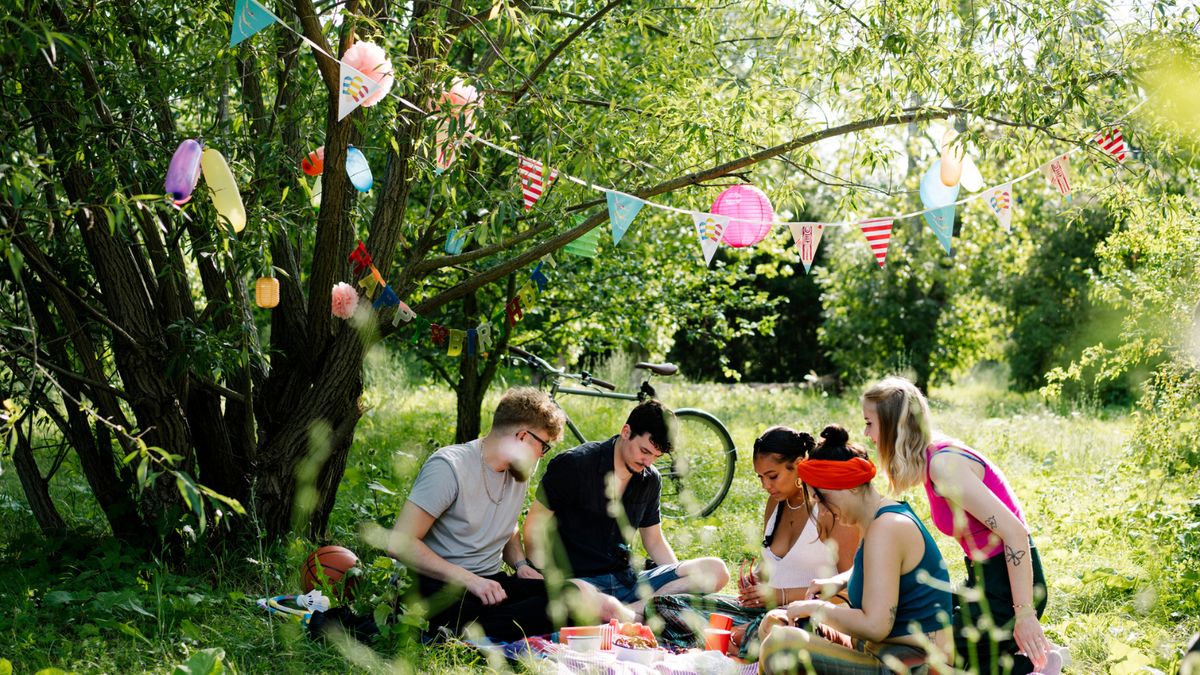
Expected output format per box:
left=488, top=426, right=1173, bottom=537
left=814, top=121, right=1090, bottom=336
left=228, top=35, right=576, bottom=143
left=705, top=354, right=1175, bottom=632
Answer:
left=862, top=377, right=1058, bottom=675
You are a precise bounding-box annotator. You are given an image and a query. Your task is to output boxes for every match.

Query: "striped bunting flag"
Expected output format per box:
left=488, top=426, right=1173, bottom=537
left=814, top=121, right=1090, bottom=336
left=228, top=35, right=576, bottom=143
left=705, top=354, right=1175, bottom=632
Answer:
left=788, top=223, right=825, bottom=274
left=1042, top=154, right=1073, bottom=196
left=518, top=157, right=558, bottom=210
left=1093, top=127, right=1129, bottom=164
left=858, top=218, right=894, bottom=268
left=984, top=182, right=1014, bottom=231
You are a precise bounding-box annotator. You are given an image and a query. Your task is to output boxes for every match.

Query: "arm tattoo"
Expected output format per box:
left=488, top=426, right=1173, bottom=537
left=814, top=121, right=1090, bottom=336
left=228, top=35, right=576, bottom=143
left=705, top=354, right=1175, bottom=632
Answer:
left=985, top=515, right=998, bottom=530
left=1004, top=544, right=1026, bottom=567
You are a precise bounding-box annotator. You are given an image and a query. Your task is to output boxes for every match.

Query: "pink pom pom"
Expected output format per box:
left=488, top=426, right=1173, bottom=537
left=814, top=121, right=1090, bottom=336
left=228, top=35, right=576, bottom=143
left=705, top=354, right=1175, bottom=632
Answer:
left=439, top=78, right=480, bottom=129
left=342, top=41, right=394, bottom=108
left=331, top=282, right=359, bottom=319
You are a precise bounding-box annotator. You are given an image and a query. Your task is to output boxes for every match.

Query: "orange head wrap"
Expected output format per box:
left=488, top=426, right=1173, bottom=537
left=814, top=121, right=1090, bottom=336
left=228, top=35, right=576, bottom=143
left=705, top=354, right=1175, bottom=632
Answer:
left=795, top=457, right=877, bottom=490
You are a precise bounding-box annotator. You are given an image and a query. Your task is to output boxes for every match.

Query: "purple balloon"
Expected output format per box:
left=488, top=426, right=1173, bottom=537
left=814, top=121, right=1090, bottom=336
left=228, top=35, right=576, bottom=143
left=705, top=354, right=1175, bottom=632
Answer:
left=165, top=139, right=203, bottom=205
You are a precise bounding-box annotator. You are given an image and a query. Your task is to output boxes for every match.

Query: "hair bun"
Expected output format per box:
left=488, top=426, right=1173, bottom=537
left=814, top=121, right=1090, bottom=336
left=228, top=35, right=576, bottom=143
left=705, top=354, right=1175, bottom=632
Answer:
left=797, top=432, right=816, bottom=454
left=820, top=424, right=850, bottom=446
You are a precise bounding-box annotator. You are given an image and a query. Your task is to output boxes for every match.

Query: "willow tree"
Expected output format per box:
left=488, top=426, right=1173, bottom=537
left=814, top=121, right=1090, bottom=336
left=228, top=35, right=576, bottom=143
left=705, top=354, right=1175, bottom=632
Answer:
left=0, top=0, right=1166, bottom=548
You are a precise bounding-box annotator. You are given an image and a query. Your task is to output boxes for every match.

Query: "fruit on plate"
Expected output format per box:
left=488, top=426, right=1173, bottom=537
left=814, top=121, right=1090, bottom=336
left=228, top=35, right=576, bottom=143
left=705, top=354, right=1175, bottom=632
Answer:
left=608, top=620, right=658, bottom=648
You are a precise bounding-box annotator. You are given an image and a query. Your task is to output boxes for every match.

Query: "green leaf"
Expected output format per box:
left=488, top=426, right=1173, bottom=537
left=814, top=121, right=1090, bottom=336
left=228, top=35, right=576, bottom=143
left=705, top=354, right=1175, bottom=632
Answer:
left=0, top=658, right=12, bottom=675
left=45, top=590, right=75, bottom=606
left=115, top=621, right=152, bottom=646
left=173, top=647, right=226, bottom=675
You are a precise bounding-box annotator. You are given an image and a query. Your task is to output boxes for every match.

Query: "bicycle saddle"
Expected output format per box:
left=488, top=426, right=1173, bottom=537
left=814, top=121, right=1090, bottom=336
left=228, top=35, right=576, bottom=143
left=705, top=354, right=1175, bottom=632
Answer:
left=634, top=362, right=678, bottom=376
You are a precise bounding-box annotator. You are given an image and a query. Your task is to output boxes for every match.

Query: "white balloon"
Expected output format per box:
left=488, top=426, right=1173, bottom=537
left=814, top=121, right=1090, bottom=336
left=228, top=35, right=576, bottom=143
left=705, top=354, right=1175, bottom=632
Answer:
left=960, top=155, right=984, bottom=192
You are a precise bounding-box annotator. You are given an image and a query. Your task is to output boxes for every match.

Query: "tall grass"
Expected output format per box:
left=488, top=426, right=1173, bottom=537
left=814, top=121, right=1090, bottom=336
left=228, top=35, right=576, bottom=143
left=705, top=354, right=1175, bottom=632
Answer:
left=0, top=361, right=1195, bottom=672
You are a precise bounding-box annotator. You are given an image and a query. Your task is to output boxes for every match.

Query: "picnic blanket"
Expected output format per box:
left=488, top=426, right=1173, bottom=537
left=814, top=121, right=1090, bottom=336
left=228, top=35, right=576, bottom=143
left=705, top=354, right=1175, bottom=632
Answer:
left=473, top=636, right=758, bottom=675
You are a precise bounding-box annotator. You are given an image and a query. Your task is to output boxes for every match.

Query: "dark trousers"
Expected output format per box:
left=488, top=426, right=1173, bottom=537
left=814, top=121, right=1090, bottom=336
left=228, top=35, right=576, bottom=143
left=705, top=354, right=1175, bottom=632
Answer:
left=954, top=545, right=1048, bottom=675
left=415, top=572, right=557, bottom=642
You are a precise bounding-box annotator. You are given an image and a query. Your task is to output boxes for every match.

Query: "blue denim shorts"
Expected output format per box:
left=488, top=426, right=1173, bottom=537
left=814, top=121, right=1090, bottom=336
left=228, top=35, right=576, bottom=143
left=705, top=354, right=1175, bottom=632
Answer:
left=576, top=563, right=683, bottom=604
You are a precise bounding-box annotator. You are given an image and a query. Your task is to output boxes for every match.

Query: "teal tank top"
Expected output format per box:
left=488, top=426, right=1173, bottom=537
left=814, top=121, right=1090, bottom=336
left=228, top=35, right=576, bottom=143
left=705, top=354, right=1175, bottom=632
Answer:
left=846, top=502, right=952, bottom=638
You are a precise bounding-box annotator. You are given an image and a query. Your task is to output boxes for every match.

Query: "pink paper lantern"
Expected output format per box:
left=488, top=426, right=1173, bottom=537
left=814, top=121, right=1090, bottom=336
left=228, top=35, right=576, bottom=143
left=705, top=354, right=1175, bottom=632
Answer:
left=711, top=185, right=774, bottom=248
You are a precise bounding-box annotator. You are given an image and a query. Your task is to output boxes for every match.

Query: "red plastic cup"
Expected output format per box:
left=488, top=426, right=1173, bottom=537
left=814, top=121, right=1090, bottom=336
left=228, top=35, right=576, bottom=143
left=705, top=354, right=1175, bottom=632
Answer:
left=709, top=613, right=734, bottom=631
left=703, top=628, right=732, bottom=652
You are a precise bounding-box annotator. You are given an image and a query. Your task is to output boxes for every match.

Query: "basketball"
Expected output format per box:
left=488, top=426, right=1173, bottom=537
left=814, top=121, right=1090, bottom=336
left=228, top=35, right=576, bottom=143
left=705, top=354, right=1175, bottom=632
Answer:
left=301, top=546, right=360, bottom=598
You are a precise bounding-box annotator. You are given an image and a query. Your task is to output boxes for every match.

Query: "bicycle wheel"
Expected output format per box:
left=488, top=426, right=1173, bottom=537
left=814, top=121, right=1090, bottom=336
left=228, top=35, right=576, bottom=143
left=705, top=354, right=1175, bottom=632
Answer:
left=658, top=409, right=737, bottom=519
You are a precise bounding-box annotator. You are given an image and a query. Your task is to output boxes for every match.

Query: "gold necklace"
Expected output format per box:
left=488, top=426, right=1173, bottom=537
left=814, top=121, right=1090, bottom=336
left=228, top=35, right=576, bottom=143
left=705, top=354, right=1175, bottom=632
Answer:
left=783, top=495, right=806, bottom=511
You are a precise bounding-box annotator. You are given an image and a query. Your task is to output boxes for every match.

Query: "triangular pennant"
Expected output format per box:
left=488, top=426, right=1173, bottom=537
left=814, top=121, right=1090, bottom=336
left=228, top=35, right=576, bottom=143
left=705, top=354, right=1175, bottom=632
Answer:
left=923, top=206, right=956, bottom=255
left=445, top=227, right=468, bottom=255
left=1042, top=154, right=1073, bottom=196
left=606, top=192, right=645, bottom=244
left=448, top=330, right=465, bottom=357
left=1093, top=127, right=1129, bottom=164
left=517, top=157, right=558, bottom=210
left=564, top=228, right=601, bottom=258
left=391, top=300, right=416, bottom=326
left=338, top=63, right=381, bottom=121
left=985, top=183, right=1014, bottom=232
left=476, top=322, right=493, bottom=351
left=787, top=223, right=825, bottom=274
left=691, top=212, right=728, bottom=267
left=230, top=0, right=277, bottom=47
left=858, top=218, right=894, bottom=268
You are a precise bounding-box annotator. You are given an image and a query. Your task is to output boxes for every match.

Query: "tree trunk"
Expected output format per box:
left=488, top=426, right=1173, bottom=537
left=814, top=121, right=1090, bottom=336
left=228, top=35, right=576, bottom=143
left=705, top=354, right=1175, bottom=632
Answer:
left=12, top=421, right=66, bottom=536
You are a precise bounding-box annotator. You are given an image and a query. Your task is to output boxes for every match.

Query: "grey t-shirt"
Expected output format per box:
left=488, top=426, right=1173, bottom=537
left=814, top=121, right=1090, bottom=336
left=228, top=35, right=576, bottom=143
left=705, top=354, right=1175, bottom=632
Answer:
left=406, top=439, right=526, bottom=576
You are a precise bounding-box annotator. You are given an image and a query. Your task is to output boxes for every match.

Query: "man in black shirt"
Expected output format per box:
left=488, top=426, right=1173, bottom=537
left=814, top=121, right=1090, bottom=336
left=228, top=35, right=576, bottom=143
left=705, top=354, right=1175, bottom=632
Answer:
left=525, top=400, right=730, bottom=613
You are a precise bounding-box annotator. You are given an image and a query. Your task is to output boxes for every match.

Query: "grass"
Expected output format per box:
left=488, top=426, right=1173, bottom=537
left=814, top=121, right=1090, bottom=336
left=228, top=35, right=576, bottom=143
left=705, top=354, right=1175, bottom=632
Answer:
left=1, top=354, right=1197, bottom=673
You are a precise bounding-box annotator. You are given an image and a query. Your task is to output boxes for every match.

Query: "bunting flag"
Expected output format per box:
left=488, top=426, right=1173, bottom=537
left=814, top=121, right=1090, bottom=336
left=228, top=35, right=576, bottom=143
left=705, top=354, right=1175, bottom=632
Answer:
left=372, top=285, right=399, bottom=310
left=530, top=263, right=549, bottom=291
left=923, top=206, right=956, bottom=255
left=506, top=296, right=523, bottom=327
left=858, top=218, right=894, bottom=268
left=517, top=285, right=536, bottom=309
left=1043, top=154, right=1073, bottom=196
left=476, top=322, right=493, bottom=351
left=1093, top=127, right=1129, bottom=164
left=391, top=301, right=416, bottom=326
left=431, top=324, right=449, bottom=346
left=348, top=241, right=372, bottom=275
left=788, top=223, right=825, bottom=274
left=518, top=157, right=557, bottom=210
left=448, top=329, right=465, bottom=357
left=692, top=212, right=728, bottom=267
left=984, top=183, right=1014, bottom=231
left=606, top=192, right=645, bottom=245
left=445, top=228, right=468, bottom=255
left=338, top=63, right=381, bottom=121
left=370, top=265, right=386, bottom=288
left=357, top=274, right=380, bottom=295
left=564, top=228, right=601, bottom=258
left=466, top=328, right=477, bottom=356
left=230, top=0, right=277, bottom=47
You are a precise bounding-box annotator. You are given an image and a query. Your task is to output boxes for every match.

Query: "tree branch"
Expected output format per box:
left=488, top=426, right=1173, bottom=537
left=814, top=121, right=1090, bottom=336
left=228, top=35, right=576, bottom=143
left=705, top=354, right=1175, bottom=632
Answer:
left=511, top=0, right=624, bottom=103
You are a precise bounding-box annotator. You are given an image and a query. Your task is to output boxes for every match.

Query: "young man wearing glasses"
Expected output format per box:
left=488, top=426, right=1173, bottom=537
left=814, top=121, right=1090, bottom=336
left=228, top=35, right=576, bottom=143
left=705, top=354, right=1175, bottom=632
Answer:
left=525, top=399, right=730, bottom=616
left=389, top=387, right=628, bottom=641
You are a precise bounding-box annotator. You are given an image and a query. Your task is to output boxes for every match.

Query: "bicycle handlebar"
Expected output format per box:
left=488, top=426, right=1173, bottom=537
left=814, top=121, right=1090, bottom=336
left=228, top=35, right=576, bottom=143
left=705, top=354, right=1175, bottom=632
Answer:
left=508, top=346, right=616, bottom=391
left=588, top=377, right=617, bottom=391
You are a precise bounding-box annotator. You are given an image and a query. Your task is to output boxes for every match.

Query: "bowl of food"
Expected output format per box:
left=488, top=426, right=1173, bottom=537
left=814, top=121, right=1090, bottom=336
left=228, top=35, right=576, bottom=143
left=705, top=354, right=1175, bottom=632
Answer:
left=613, top=634, right=662, bottom=665
left=567, top=634, right=601, bottom=653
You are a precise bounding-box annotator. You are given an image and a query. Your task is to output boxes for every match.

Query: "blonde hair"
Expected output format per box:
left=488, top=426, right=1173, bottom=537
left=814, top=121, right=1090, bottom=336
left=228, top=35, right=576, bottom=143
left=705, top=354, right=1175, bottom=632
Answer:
left=862, top=376, right=932, bottom=492
left=492, top=387, right=565, bottom=439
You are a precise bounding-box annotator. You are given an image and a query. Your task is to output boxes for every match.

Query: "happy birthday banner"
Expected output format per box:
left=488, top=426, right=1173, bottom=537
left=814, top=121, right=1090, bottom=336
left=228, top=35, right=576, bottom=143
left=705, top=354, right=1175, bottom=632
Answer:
left=212, top=0, right=1139, bottom=284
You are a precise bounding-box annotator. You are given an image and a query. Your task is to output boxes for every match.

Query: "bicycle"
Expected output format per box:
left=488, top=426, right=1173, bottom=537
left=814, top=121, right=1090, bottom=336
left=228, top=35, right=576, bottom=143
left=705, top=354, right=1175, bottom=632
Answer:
left=508, top=345, right=737, bottom=519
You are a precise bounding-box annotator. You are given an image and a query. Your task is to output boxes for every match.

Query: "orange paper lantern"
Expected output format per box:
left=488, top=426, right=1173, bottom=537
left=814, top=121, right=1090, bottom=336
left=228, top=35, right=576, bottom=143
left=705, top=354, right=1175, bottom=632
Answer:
left=255, top=277, right=279, bottom=308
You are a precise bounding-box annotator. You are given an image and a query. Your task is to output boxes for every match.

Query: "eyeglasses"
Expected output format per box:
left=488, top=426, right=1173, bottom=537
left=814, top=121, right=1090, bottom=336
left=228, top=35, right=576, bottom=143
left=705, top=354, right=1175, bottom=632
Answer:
left=524, top=429, right=554, bottom=454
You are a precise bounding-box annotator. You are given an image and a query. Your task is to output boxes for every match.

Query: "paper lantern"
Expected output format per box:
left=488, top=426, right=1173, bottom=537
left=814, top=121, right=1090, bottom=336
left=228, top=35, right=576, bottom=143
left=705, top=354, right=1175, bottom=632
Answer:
left=711, top=185, right=773, bottom=248
left=301, top=146, right=325, bottom=176
left=345, top=146, right=373, bottom=192
left=200, top=148, right=246, bottom=233
left=341, top=41, right=393, bottom=108
left=255, top=277, right=279, bottom=308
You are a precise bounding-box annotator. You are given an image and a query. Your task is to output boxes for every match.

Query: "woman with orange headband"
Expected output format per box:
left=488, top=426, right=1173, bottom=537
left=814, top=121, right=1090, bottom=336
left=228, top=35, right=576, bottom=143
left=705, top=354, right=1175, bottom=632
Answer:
left=758, top=426, right=953, bottom=674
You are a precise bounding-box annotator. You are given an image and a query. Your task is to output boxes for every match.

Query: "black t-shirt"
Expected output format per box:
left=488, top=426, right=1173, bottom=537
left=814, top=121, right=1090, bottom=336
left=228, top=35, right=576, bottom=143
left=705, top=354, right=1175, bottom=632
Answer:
left=535, top=436, right=661, bottom=577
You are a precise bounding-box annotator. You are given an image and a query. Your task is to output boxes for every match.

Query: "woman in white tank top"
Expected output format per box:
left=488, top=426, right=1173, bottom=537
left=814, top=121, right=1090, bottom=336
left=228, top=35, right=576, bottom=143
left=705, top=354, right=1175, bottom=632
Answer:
left=741, top=427, right=859, bottom=611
